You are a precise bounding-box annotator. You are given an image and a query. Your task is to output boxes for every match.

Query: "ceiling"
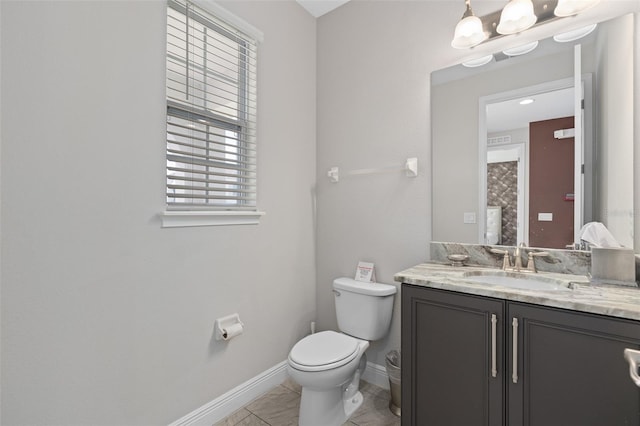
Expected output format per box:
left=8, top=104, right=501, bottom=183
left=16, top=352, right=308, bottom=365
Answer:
left=486, top=87, right=575, bottom=134
left=294, top=0, right=515, bottom=19
left=296, top=0, right=351, bottom=18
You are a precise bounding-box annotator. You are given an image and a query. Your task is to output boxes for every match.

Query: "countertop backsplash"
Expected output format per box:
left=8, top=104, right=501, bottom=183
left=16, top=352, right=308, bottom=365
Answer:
left=430, top=241, right=593, bottom=276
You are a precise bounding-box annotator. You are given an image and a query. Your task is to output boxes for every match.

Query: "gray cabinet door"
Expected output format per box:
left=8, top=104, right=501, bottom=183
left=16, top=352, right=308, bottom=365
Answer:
left=507, top=302, right=640, bottom=426
left=402, top=285, right=505, bottom=426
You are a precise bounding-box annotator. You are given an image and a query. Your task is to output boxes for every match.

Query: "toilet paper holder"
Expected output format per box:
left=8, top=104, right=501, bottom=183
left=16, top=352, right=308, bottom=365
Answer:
left=215, top=313, right=244, bottom=341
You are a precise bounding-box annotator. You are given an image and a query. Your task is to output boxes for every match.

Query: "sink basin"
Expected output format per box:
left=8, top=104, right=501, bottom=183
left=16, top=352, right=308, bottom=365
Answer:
left=462, top=271, right=572, bottom=291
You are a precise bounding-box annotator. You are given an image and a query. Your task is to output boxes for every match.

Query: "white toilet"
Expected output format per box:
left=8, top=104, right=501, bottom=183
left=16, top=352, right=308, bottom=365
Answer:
left=287, top=277, right=397, bottom=426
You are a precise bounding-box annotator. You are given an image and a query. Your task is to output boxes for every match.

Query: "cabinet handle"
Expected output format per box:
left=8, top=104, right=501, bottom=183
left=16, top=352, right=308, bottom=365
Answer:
left=491, top=314, right=497, bottom=378
left=512, top=317, right=519, bottom=384
left=623, top=348, right=640, bottom=387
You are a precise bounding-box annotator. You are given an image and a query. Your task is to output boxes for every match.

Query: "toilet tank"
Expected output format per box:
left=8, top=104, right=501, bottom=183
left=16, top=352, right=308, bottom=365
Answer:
left=333, top=277, right=397, bottom=341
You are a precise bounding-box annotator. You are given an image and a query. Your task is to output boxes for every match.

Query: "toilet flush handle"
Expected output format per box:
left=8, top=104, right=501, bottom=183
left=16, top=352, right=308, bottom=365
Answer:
left=333, top=290, right=341, bottom=297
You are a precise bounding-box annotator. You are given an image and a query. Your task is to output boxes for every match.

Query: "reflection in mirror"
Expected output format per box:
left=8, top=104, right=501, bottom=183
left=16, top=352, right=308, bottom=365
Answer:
left=483, top=77, right=582, bottom=249
left=431, top=13, right=635, bottom=250
left=487, top=88, right=574, bottom=247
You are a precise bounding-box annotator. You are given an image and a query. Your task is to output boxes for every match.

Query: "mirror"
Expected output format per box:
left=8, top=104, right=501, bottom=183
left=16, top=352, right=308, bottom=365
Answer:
left=431, top=13, right=635, bottom=250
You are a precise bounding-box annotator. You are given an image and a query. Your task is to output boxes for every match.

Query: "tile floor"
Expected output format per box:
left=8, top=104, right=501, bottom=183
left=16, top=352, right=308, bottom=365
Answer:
left=213, top=378, right=401, bottom=426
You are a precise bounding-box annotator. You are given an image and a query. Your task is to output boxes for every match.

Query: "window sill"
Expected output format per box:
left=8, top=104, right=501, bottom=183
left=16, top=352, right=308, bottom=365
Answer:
left=161, top=210, right=266, bottom=228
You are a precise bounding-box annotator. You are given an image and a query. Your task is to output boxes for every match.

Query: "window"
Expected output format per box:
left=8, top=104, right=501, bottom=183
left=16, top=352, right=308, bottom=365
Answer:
left=163, top=0, right=263, bottom=227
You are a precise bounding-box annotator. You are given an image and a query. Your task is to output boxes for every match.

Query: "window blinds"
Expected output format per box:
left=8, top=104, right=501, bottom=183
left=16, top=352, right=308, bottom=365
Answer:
left=166, top=0, right=258, bottom=210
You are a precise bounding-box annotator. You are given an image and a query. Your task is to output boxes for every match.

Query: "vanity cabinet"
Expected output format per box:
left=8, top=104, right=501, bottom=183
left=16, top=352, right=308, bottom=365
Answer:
left=401, top=285, right=505, bottom=425
left=401, top=284, right=640, bottom=426
left=507, top=302, right=640, bottom=426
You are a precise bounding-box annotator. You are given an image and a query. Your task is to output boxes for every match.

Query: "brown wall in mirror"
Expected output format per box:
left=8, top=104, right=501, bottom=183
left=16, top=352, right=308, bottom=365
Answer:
left=529, top=116, right=575, bottom=248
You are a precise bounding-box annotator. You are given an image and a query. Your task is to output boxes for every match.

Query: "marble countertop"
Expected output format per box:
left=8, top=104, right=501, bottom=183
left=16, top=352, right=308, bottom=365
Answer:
left=395, top=263, right=640, bottom=321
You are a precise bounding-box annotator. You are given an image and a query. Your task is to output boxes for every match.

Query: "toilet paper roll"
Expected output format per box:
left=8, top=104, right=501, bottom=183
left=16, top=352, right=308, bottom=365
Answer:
left=222, top=323, right=244, bottom=341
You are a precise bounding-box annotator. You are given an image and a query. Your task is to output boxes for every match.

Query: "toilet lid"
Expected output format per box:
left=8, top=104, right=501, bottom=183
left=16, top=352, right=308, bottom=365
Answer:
left=289, top=330, right=360, bottom=368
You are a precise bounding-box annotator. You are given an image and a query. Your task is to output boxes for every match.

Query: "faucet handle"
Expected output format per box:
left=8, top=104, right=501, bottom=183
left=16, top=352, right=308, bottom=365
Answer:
left=529, top=251, right=550, bottom=258
left=526, top=251, right=550, bottom=272
left=490, top=248, right=511, bottom=270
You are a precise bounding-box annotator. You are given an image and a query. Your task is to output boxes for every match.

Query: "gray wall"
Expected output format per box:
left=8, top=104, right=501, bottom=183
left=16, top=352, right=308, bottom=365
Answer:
left=316, top=0, right=457, bottom=367
left=595, top=14, right=635, bottom=248
left=316, top=1, right=640, bottom=368
left=0, top=1, right=316, bottom=424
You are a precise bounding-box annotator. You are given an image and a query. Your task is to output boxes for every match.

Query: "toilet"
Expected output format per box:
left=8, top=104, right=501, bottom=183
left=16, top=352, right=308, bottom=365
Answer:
left=287, top=277, right=397, bottom=426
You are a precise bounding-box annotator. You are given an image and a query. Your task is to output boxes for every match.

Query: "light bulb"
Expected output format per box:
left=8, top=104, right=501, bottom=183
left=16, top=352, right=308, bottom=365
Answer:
left=451, top=1, right=487, bottom=49
left=497, top=0, right=537, bottom=35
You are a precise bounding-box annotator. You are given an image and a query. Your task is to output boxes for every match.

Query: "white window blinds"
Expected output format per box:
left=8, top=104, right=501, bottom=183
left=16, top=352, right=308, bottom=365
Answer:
left=166, top=0, right=258, bottom=210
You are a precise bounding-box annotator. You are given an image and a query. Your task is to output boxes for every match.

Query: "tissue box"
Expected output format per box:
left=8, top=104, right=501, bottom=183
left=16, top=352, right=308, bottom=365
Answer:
left=591, top=247, right=636, bottom=285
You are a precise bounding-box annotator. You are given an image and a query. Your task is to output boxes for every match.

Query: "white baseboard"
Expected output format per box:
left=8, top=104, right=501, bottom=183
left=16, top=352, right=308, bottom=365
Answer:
left=169, top=360, right=390, bottom=426
left=362, top=361, right=390, bottom=390
left=169, top=360, right=289, bottom=426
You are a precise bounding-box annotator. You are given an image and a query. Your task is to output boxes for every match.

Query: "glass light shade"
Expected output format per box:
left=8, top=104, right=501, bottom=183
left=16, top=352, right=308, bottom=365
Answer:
left=553, top=23, right=598, bottom=42
left=451, top=15, right=487, bottom=49
left=503, top=40, right=539, bottom=56
left=462, top=54, right=494, bottom=68
left=496, top=0, right=537, bottom=35
left=554, top=0, right=600, bottom=17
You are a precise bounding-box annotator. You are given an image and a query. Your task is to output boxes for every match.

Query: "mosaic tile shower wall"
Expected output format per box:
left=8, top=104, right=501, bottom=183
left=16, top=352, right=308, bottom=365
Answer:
left=487, top=161, right=518, bottom=246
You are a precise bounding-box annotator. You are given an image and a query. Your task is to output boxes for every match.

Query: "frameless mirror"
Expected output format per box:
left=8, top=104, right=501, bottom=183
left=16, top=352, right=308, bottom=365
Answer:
left=431, top=13, right=635, bottom=250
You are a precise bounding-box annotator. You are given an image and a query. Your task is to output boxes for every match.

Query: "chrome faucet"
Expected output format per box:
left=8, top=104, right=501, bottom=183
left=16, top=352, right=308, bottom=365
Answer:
left=491, top=243, right=549, bottom=273
left=513, top=242, right=526, bottom=272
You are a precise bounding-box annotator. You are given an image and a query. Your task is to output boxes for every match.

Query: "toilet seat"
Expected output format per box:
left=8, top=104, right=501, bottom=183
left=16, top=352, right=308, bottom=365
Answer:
left=288, top=331, right=361, bottom=372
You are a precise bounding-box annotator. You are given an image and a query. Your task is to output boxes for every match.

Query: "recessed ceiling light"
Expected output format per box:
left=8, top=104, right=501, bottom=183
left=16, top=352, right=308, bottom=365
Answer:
left=553, top=24, right=598, bottom=43
left=519, top=98, right=535, bottom=105
left=503, top=40, right=539, bottom=56
left=462, top=54, right=494, bottom=68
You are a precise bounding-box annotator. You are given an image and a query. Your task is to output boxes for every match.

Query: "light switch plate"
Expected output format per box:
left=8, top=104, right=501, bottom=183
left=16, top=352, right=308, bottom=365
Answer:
left=538, top=212, right=553, bottom=222
left=464, top=212, right=477, bottom=224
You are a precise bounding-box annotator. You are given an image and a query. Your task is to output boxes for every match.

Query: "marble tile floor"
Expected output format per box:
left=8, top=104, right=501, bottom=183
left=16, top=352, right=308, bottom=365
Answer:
left=213, top=378, right=401, bottom=426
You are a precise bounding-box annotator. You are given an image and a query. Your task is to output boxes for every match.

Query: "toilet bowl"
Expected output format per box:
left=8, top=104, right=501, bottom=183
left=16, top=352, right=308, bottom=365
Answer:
left=287, top=278, right=397, bottom=426
left=287, top=330, right=369, bottom=426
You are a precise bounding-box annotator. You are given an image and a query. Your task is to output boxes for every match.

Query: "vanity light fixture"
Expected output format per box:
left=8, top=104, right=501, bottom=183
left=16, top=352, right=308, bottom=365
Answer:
left=553, top=23, right=598, bottom=42
left=452, top=0, right=601, bottom=50
left=451, top=0, right=487, bottom=49
left=462, top=54, right=494, bottom=68
left=496, top=0, right=537, bottom=35
left=554, top=0, right=600, bottom=17
left=503, top=40, right=539, bottom=56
